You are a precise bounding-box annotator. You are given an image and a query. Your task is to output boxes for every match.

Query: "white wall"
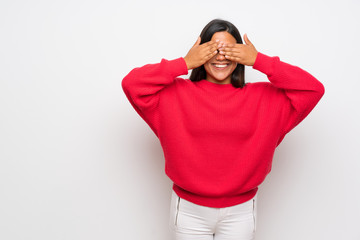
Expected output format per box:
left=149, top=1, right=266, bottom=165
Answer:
left=1, top=0, right=359, bottom=239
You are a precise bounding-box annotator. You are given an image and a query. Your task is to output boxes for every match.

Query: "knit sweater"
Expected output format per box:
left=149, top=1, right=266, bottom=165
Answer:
left=122, top=52, right=325, bottom=208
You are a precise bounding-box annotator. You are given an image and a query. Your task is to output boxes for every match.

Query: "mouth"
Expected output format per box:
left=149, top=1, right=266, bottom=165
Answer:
left=211, top=63, right=231, bottom=70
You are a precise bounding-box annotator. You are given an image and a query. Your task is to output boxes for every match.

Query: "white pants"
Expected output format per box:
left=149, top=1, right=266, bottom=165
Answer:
left=169, top=190, right=257, bottom=240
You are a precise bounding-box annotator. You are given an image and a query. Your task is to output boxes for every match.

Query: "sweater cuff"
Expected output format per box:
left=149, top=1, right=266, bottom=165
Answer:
left=168, top=57, right=189, bottom=78
left=252, top=52, right=275, bottom=75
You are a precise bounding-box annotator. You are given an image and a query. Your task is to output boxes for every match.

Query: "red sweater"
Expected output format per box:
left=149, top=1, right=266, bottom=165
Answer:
left=122, top=52, right=325, bottom=208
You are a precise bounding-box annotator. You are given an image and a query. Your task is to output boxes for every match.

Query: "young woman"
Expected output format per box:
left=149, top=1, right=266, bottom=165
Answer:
left=122, top=19, right=325, bottom=240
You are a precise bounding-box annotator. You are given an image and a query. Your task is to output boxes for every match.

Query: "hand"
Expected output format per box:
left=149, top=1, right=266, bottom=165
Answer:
left=218, top=34, right=258, bottom=66
left=184, top=37, right=220, bottom=70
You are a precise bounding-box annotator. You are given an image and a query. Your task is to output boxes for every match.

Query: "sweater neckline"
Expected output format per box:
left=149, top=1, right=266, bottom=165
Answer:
left=197, top=79, right=236, bottom=89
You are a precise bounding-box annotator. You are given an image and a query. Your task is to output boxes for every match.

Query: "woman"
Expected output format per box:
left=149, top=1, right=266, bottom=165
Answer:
left=122, top=19, right=324, bottom=240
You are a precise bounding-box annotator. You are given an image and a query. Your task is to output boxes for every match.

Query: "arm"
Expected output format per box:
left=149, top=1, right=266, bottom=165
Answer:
left=221, top=34, right=325, bottom=140
left=122, top=38, right=220, bottom=136
left=121, top=58, right=188, bottom=136
left=253, top=52, right=325, bottom=136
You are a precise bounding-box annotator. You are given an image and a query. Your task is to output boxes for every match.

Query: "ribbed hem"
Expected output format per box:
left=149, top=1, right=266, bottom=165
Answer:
left=172, top=184, right=258, bottom=208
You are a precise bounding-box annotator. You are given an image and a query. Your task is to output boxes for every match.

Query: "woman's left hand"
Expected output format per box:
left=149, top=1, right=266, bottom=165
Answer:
left=219, top=34, right=258, bottom=66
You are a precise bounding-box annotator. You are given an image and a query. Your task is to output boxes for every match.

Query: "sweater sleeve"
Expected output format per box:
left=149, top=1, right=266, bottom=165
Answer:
left=121, top=57, right=188, bottom=136
left=253, top=52, right=325, bottom=144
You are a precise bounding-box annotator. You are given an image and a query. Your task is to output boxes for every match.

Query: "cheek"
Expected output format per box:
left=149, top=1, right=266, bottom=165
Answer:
left=229, top=63, right=237, bottom=73
left=204, top=62, right=211, bottom=73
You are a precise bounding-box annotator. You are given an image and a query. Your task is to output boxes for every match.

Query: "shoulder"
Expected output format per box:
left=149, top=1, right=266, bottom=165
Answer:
left=174, top=77, right=191, bottom=84
left=246, top=81, right=287, bottom=102
left=162, top=77, right=194, bottom=93
left=247, top=81, right=282, bottom=93
left=173, top=77, right=195, bottom=89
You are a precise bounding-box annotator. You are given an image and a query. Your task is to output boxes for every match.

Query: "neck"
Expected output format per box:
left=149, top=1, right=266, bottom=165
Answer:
left=206, top=76, right=231, bottom=85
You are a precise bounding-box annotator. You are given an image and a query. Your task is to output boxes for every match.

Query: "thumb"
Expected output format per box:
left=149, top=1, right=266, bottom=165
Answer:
left=193, top=36, right=201, bottom=46
left=244, top=34, right=252, bottom=45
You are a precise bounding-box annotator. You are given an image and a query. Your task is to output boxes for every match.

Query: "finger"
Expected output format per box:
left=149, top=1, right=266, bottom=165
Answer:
left=244, top=34, right=252, bottom=46
left=223, top=46, right=243, bottom=53
left=204, top=44, right=218, bottom=54
left=203, top=40, right=218, bottom=48
left=219, top=50, right=228, bottom=55
left=218, top=43, right=227, bottom=51
left=222, top=50, right=237, bottom=57
left=222, top=49, right=245, bottom=60
left=203, top=42, right=218, bottom=54
left=205, top=49, right=218, bottom=60
left=225, top=55, right=241, bottom=63
left=222, top=43, right=244, bottom=51
left=225, top=43, right=236, bottom=48
left=217, top=42, right=226, bottom=50
left=194, top=36, right=201, bottom=46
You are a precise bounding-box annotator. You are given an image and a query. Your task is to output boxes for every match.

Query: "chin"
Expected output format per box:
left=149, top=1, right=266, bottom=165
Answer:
left=213, top=74, right=231, bottom=81
left=204, top=61, right=237, bottom=84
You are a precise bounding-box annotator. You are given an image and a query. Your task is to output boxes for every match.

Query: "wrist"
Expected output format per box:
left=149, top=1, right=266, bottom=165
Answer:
left=183, top=57, right=192, bottom=70
left=251, top=51, right=259, bottom=66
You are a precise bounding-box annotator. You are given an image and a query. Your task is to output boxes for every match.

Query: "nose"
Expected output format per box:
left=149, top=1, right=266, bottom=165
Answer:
left=216, top=52, right=226, bottom=61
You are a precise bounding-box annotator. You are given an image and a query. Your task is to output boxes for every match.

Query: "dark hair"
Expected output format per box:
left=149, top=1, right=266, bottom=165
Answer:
left=189, top=19, right=245, bottom=88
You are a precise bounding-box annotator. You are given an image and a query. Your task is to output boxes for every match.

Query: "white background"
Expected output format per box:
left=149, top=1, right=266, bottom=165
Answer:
left=1, top=0, right=360, bottom=239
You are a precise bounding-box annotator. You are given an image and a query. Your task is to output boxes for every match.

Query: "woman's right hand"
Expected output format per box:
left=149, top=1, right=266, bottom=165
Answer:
left=184, top=37, right=220, bottom=70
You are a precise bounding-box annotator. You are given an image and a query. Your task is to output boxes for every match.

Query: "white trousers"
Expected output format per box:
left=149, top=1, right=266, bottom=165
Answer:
left=169, top=190, right=257, bottom=240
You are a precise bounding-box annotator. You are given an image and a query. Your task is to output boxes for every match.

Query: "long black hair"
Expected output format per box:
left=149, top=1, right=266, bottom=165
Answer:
left=189, top=19, right=245, bottom=88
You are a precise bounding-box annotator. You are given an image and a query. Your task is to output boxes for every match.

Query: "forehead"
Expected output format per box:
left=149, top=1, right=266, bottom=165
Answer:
left=211, top=31, right=236, bottom=44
